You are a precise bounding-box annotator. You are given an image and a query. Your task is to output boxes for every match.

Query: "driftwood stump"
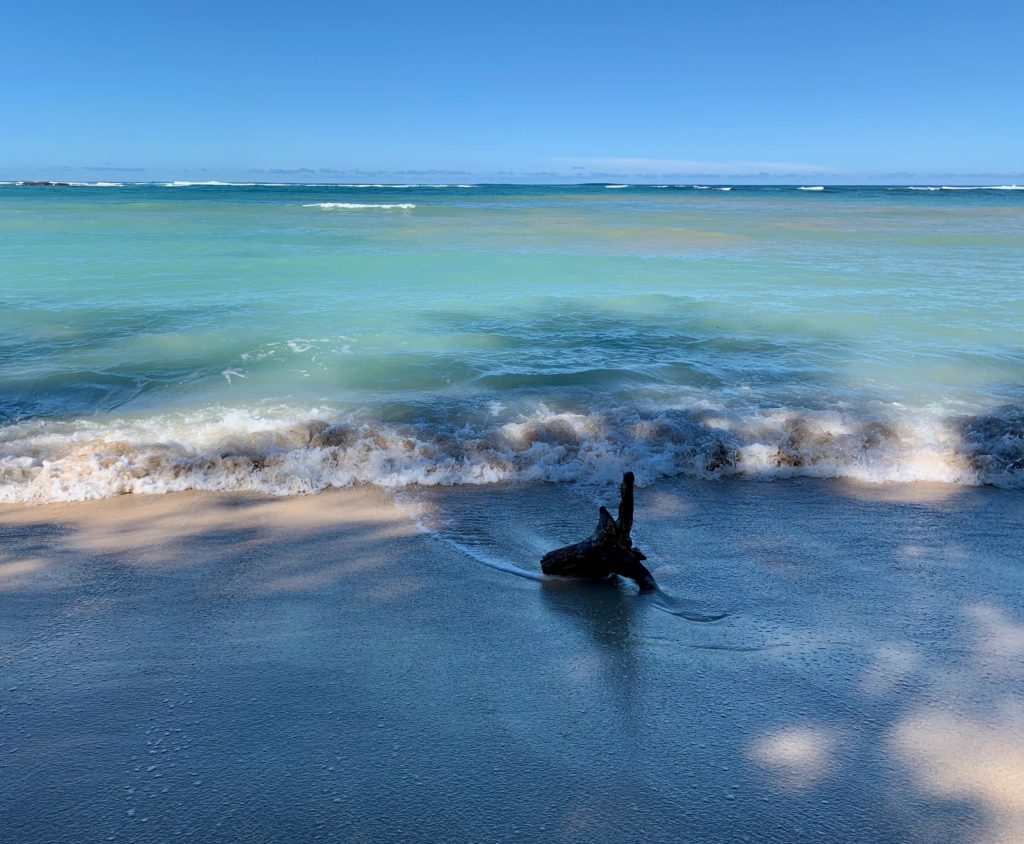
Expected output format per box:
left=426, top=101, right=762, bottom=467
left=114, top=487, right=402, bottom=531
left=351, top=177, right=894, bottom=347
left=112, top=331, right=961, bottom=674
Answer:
left=541, top=472, right=656, bottom=591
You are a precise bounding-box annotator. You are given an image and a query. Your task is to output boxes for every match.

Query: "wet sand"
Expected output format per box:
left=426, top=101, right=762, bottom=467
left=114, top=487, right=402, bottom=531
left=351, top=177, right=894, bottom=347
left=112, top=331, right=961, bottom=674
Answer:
left=1, top=479, right=1023, bottom=843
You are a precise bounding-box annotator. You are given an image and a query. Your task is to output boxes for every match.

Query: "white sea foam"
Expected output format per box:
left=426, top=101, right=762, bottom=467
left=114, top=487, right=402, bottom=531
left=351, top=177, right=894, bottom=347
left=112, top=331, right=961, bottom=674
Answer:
left=894, top=185, right=1024, bottom=192
left=403, top=499, right=551, bottom=583
left=716, top=187, right=733, bottom=191
left=692, top=186, right=710, bottom=190
left=605, top=184, right=630, bottom=189
left=12, top=181, right=123, bottom=187
left=798, top=186, right=825, bottom=191
left=1, top=403, right=1020, bottom=504
left=303, top=202, right=416, bottom=210
left=163, top=181, right=256, bottom=187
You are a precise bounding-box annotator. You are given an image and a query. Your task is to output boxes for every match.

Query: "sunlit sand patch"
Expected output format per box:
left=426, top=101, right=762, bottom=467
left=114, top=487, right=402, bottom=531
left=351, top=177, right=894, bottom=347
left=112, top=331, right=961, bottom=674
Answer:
left=889, top=705, right=1024, bottom=844
left=255, top=534, right=413, bottom=596
left=0, top=557, right=48, bottom=589
left=259, top=560, right=388, bottom=595
left=896, top=542, right=970, bottom=566
left=838, top=478, right=967, bottom=504
left=967, top=602, right=1024, bottom=663
left=235, top=488, right=418, bottom=534
left=559, top=794, right=632, bottom=841
left=860, top=642, right=921, bottom=698
left=360, top=575, right=425, bottom=602
left=0, top=488, right=419, bottom=578
left=564, top=652, right=605, bottom=683
left=15, top=493, right=276, bottom=570
left=748, top=725, right=839, bottom=791
left=639, top=489, right=698, bottom=518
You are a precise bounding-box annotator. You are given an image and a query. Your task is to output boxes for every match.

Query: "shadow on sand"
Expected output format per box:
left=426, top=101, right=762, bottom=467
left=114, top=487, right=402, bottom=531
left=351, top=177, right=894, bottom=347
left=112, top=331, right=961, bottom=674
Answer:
left=1, top=477, right=1022, bottom=843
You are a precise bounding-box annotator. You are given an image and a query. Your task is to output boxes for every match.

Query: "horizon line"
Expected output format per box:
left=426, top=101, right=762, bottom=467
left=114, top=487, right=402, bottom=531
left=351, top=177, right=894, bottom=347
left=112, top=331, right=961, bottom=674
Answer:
left=3, top=179, right=1023, bottom=188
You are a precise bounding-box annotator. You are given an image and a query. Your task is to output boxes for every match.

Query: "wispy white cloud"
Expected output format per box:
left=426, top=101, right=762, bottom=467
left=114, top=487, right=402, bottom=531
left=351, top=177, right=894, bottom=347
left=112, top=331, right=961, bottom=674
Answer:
left=560, top=157, right=834, bottom=177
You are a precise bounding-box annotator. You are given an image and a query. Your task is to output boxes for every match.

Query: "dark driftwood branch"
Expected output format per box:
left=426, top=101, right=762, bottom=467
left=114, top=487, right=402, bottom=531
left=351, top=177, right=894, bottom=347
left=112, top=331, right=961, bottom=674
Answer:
left=617, top=472, right=634, bottom=537
left=540, top=471, right=656, bottom=591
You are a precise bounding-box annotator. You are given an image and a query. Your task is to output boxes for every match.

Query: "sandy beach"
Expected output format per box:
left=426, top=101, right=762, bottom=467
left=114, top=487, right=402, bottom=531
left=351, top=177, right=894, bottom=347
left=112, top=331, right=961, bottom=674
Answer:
left=2, top=478, right=1022, bottom=843
left=5, top=2, right=1023, bottom=841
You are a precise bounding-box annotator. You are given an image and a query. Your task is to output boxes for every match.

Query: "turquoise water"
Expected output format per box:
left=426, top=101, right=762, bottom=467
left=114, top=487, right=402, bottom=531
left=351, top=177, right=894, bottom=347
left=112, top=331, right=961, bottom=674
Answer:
left=1, top=182, right=1022, bottom=501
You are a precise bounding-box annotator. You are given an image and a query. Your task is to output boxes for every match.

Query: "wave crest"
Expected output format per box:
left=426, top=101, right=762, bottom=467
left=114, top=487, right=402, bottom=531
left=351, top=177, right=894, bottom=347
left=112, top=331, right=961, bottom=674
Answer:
left=1, top=404, right=1021, bottom=503
left=303, top=202, right=415, bottom=210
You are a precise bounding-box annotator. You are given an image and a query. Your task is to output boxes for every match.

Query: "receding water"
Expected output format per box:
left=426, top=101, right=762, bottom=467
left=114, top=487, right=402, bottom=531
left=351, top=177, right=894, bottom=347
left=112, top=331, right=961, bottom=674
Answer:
left=1, top=182, right=1022, bottom=501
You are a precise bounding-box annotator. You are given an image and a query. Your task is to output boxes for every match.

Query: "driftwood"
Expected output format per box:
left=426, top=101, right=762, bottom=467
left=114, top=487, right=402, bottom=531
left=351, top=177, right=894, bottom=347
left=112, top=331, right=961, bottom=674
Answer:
left=541, top=471, right=656, bottom=591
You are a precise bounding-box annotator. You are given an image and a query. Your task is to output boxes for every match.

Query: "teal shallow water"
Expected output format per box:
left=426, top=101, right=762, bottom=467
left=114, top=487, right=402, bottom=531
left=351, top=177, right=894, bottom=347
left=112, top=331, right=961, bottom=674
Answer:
left=1, top=183, right=1022, bottom=500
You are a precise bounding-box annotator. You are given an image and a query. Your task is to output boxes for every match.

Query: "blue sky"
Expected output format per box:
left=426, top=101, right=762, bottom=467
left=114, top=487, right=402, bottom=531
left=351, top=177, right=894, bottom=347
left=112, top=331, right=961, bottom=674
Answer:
left=2, top=0, right=1021, bottom=183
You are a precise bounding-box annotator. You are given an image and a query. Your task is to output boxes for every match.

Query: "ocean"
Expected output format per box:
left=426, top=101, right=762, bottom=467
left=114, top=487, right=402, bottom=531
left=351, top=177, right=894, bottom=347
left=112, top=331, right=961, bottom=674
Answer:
left=1, top=182, right=1022, bottom=503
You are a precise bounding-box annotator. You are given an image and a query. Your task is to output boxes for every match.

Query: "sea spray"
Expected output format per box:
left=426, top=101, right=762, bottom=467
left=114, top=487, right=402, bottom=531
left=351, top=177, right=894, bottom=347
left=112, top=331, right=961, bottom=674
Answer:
left=1, top=403, right=1021, bottom=503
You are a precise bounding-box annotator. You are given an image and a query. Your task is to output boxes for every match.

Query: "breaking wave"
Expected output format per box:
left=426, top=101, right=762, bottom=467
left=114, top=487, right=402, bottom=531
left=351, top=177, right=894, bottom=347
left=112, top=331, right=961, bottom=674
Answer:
left=940, top=185, right=1024, bottom=191
left=798, top=186, right=825, bottom=191
left=1, top=403, right=1021, bottom=504
left=163, top=181, right=257, bottom=187
left=303, top=202, right=415, bottom=210
left=901, top=185, right=1024, bottom=191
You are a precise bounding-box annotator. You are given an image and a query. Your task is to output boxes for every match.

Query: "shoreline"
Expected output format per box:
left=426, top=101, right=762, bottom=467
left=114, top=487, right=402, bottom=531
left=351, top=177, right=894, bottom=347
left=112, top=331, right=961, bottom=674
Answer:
left=2, top=478, right=1023, bottom=842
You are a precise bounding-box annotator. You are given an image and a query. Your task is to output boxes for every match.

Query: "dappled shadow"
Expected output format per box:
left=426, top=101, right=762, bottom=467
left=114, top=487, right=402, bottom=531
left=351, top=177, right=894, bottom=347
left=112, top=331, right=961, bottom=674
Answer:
left=0, top=486, right=426, bottom=605
left=889, top=702, right=1024, bottom=844
left=1, top=475, right=1022, bottom=843
left=736, top=595, right=1024, bottom=842
left=406, top=471, right=1024, bottom=840
left=653, top=476, right=1024, bottom=842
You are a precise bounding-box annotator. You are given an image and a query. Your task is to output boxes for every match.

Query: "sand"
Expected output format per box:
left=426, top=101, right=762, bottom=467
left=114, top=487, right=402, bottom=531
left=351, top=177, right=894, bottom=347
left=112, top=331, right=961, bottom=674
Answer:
left=1, top=478, right=1022, bottom=843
